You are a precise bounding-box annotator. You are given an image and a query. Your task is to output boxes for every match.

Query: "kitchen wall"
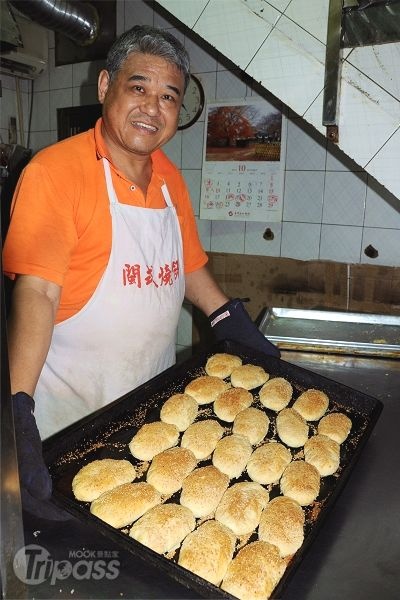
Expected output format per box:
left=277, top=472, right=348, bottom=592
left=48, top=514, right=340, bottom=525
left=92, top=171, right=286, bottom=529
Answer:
left=1, top=0, right=399, bottom=359
left=157, top=0, right=400, bottom=203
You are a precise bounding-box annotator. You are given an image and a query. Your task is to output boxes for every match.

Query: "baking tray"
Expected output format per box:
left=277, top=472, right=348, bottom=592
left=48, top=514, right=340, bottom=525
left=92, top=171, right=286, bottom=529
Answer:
left=43, top=340, right=383, bottom=599
left=259, top=307, right=400, bottom=358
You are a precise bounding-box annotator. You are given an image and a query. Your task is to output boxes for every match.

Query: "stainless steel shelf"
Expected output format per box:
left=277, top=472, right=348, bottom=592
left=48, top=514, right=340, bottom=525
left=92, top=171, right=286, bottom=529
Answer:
left=259, top=307, right=400, bottom=358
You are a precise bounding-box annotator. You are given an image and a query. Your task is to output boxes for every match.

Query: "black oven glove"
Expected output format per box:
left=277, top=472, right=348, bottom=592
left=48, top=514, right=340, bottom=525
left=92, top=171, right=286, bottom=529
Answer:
left=13, top=392, right=72, bottom=521
left=208, top=298, right=281, bottom=358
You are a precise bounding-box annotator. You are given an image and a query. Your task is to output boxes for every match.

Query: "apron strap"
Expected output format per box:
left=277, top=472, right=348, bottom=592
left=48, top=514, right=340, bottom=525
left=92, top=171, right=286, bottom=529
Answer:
left=102, top=158, right=119, bottom=206
left=161, top=182, right=174, bottom=208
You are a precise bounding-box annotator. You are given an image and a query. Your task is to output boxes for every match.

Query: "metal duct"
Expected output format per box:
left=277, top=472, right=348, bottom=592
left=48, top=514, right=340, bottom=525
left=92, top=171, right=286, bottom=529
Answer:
left=8, top=0, right=99, bottom=46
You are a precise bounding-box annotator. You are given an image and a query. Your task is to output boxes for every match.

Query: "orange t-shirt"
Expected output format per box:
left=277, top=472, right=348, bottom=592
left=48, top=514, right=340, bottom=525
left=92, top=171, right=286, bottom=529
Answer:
left=3, top=118, right=208, bottom=323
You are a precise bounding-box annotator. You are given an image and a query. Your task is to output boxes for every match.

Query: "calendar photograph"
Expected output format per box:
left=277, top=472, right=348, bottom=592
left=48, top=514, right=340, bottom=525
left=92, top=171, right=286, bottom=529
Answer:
left=200, top=99, right=286, bottom=222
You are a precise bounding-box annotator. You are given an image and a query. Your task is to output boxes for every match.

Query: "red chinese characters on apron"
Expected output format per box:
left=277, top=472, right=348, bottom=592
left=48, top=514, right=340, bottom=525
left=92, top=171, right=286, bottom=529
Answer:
left=35, top=158, right=185, bottom=439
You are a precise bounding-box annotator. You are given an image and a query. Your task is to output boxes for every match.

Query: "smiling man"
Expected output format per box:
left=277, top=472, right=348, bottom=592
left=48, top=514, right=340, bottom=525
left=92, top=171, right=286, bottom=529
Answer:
left=3, top=25, right=278, bottom=517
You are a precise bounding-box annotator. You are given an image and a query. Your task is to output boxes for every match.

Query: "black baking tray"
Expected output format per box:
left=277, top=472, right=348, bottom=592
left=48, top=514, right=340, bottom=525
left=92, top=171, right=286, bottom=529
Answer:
left=43, top=340, right=383, bottom=599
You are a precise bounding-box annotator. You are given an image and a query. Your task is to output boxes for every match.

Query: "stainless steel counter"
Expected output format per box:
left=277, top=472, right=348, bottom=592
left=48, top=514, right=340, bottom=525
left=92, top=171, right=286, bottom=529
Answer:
left=21, top=351, right=400, bottom=600
left=279, top=350, right=400, bottom=600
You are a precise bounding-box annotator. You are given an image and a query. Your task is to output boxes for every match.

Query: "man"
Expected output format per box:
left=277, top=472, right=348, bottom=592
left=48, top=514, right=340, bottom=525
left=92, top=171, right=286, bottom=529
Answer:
left=3, top=25, right=279, bottom=516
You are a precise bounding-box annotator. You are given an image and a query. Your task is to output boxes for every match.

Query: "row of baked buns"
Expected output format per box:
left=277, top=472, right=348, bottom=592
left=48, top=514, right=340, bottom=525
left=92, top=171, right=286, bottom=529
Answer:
left=71, top=352, right=352, bottom=600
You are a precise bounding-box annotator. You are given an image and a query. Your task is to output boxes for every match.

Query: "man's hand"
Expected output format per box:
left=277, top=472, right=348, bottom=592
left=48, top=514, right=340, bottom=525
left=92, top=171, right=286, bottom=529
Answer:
left=13, top=392, right=71, bottom=521
left=209, top=298, right=280, bottom=358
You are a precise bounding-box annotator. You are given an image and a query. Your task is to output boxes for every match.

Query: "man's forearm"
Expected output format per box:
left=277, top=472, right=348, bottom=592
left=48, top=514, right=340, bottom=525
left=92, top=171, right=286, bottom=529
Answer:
left=7, top=276, right=60, bottom=396
left=185, top=266, right=229, bottom=317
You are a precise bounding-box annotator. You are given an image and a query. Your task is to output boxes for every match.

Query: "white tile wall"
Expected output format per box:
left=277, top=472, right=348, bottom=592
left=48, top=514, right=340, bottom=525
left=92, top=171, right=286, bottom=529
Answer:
left=365, top=127, right=400, bottom=201
left=320, top=224, right=362, bottom=263
left=216, top=70, right=247, bottom=101
left=181, top=121, right=204, bottom=169
left=364, top=178, right=400, bottom=229
left=185, top=35, right=218, bottom=74
left=49, top=88, right=73, bottom=131
left=72, top=84, right=99, bottom=107
left=196, top=72, right=217, bottom=107
left=285, top=119, right=326, bottom=171
left=285, top=0, right=329, bottom=44
left=339, top=61, right=400, bottom=169
left=159, top=0, right=400, bottom=208
left=283, top=171, right=325, bottom=222
left=236, top=0, right=282, bottom=29
left=182, top=169, right=202, bottom=216
left=124, top=0, right=154, bottom=29
left=244, top=222, right=282, bottom=256
left=211, top=220, right=246, bottom=253
left=347, top=44, right=400, bottom=103
left=301, top=89, right=325, bottom=135
left=163, top=130, right=182, bottom=168
left=281, top=222, right=321, bottom=260
left=30, top=91, right=50, bottom=131
left=265, top=0, right=292, bottom=13
left=246, top=15, right=326, bottom=117
left=156, top=0, right=209, bottom=29
left=322, top=172, right=367, bottom=226
left=361, top=227, right=400, bottom=267
left=326, top=140, right=364, bottom=172
left=49, top=49, right=73, bottom=89
left=196, top=217, right=212, bottom=252
left=194, top=0, right=273, bottom=72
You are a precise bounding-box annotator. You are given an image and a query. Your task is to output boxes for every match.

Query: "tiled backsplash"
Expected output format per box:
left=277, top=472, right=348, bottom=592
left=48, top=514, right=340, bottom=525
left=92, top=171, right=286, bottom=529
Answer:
left=1, top=0, right=399, bottom=359
left=157, top=0, right=400, bottom=202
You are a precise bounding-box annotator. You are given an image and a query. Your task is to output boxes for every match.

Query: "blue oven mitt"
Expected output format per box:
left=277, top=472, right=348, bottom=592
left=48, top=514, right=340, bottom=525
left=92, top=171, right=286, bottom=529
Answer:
left=209, top=298, right=281, bottom=358
left=13, top=392, right=71, bottom=521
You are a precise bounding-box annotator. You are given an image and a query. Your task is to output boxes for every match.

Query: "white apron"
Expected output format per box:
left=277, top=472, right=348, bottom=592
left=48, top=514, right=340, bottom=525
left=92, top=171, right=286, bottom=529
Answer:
left=35, top=158, right=185, bottom=439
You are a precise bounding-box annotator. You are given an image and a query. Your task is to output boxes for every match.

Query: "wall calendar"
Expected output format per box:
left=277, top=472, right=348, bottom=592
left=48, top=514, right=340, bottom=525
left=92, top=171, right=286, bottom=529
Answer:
left=200, top=99, right=286, bottom=222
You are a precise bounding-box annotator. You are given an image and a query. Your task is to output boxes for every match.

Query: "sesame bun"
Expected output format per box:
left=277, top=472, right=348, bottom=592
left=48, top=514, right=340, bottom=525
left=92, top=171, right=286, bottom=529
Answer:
left=129, top=421, right=179, bottom=461
left=214, top=387, right=253, bottom=422
left=179, top=520, right=236, bottom=586
left=180, top=465, right=229, bottom=518
left=221, top=541, right=286, bottom=600
left=181, top=419, right=224, bottom=460
left=259, top=496, right=305, bottom=557
left=129, top=503, right=195, bottom=554
left=205, top=353, right=243, bottom=378
left=230, top=364, right=269, bottom=390
left=292, top=389, right=329, bottom=421
left=72, top=459, right=136, bottom=502
left=160, top=393, right=198, bottom=431
left=90, top=482, right=161, bottom=528
left=212, top=434, right=253, bottom=479
left=280, top=460, right=320, bottom=506
left=317, top=412, right=352, bottom=444
left=247, top=442, right=292, bottom=485
left=185, top=375, right=230, bottom=405
left=146, top=447, right=197, bottom=495
left=259, top=377, right=293, bottom=411
left=215, top=481, right=269, bottom=536
left=233, top=407, right=270, bottom=445
left=276, top=408, right=309, bottom=448
left=304, top=434, right=340, bottom=476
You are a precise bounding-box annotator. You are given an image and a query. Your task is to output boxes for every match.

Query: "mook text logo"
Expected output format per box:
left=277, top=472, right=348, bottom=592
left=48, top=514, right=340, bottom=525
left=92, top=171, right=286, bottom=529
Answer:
left=13, top=545, right=120, bottom=585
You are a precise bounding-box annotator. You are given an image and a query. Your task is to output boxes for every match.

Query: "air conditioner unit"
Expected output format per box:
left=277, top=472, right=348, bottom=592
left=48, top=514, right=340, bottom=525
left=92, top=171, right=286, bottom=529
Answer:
left=0, top=15, right=48, bottom=79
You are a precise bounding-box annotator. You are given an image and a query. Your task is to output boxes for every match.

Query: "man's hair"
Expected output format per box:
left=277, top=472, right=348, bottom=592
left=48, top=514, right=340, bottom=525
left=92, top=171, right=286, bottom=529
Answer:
left=106, top=25, right=190, bottom=91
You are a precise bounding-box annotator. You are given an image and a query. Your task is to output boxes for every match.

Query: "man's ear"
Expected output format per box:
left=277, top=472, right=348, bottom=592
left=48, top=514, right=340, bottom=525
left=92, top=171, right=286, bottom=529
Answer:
left=98, top=70, right=110, bottom=104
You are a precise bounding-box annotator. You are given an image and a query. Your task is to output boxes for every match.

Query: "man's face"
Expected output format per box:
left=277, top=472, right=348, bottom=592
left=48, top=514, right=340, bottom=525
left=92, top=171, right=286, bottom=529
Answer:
left=98, top=52, right=184, bottom=159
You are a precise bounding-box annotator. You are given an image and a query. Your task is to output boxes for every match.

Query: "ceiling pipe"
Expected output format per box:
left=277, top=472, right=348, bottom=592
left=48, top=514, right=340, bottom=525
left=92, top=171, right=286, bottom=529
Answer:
left=8, top=0, right=99, bottom=46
